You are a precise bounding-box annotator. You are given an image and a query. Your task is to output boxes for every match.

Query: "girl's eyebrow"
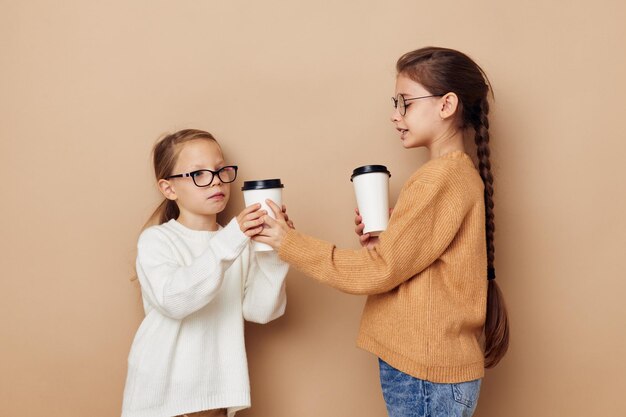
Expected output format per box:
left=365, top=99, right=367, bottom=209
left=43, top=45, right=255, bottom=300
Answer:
left=191, top=159, right=226, bottom=169
left=191, top=162, right=225, bottom=170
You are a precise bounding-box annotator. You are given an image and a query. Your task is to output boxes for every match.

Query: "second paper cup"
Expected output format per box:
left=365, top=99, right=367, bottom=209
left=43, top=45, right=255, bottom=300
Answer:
left=242, top=179, right=285, bottom=251
left=350, top=165, right=391, bottom=236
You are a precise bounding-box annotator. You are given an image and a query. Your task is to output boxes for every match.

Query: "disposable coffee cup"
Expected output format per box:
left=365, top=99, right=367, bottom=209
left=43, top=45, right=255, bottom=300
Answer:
left=350, top=165, right=391, bottom=236
left=242, top=179, right=285, bottom=251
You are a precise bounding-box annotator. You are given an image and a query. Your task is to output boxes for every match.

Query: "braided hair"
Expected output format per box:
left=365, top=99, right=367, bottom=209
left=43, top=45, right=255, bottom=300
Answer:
left=397, top=47, right=509, bottom=367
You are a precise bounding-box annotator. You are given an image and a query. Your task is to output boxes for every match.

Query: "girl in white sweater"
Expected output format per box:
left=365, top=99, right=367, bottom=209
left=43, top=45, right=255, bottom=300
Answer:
left=122, top=129, right=290, bottom=417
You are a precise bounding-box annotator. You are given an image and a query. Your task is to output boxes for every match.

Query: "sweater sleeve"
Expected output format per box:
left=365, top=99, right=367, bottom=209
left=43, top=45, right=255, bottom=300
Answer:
left=242, top=249, right=288, bottom=324
left=136, top=218, right=249, bottom=319
left=278, top=172, right=472, bottom=295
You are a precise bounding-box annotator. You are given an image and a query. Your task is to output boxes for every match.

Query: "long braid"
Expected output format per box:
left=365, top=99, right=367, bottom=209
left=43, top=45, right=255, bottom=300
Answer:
left=473, top=97, right=509, bottom=368
left=398, top=46, right=509, bottom=368
left=474, top=98, right=496, bottom=271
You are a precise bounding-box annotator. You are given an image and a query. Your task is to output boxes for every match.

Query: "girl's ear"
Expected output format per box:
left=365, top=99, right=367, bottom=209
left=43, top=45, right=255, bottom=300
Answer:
left=439, top=92, right=460, bottom=120
left=158, top=179, right=177, bottom=201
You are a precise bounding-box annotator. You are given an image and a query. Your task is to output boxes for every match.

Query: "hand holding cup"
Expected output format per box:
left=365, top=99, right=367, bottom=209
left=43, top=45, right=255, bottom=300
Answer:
left=351, top=165, right=391, bottom=237
left=236, top=204, right=267, bottom=237
left=242, top=179, right=285, bottom=251
left=354, top=207, right=392, bottom=249
left=253, top=199, right=295, bottom=250
left=354, top=207, right=378, bottom=249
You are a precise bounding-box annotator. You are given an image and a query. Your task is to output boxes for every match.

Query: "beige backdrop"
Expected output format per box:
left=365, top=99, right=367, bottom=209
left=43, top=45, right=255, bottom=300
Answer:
left=2, top=1, right=625, bottom=416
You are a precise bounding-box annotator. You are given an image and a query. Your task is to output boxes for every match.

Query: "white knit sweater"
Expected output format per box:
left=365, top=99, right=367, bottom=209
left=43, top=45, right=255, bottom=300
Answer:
left=121, top=218, right=288, bottom=417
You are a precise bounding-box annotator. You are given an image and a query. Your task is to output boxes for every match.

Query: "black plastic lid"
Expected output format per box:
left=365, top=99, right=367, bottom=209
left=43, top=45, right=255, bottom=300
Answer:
left=241, top=179, right=284, bottom=191
left=350, top=165, right=391, bottom=182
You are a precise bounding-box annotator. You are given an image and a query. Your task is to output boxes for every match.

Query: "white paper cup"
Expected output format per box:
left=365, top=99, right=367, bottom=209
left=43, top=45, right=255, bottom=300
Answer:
left=242, top=179, right=284, bottom=251
left=351, top=165, right=391, bottom=236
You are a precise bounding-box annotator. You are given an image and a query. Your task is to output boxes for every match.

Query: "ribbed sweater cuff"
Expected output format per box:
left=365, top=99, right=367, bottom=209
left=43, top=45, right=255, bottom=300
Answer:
left=278, top=229, right=331, bottom=283
left=217, top=218, right=250, bottom=258
left=278, top=229, right=300, bottom=263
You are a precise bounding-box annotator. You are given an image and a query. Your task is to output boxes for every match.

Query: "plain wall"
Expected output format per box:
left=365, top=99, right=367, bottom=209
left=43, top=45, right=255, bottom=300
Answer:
left=1, top=1, right=625, bottom=416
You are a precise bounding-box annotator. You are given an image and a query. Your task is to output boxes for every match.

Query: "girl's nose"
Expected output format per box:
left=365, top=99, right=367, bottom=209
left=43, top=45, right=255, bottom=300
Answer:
left=390, top=108, right=402, bottom=123
left=211, top=176, right=223, bottom=186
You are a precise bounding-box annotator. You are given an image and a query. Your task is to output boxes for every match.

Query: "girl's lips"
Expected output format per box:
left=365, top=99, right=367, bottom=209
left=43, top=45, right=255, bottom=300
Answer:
left=209, top=193, right=225, bottom=199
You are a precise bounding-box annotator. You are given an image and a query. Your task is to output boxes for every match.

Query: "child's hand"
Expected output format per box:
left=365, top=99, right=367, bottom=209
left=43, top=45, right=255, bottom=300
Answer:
left=253, top=200, right=293, bottom=250
left=354, top=208, right=378, bottom=249
left=281, top=204, right=295, bottom=230
left=354, top=207, right=393, bottom=250
left=237, top=203, right=267, bottom=237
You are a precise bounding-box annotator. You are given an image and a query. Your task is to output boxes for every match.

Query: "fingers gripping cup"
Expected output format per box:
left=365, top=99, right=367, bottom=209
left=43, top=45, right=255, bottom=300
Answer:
left=242, top=179, right=285, bottom=251
left=350, top=165, right=391, bottom=236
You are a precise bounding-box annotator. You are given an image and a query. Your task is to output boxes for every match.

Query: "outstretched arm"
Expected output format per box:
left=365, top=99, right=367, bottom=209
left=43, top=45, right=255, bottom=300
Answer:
left=255, top=177, right=470, bottom=295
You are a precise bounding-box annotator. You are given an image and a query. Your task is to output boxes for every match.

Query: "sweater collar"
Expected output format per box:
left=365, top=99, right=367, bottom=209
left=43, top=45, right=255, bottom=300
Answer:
left=433, top=150, right=476, bottom=169
left=438, top=150, right=472, bottom=162
left=165, top=218, right=223, bottom=240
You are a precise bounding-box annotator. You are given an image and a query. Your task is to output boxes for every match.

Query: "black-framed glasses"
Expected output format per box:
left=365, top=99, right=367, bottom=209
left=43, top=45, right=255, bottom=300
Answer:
left=165, top=165, right=238, bottom=187
left=392, top=94, right=442, bottom=116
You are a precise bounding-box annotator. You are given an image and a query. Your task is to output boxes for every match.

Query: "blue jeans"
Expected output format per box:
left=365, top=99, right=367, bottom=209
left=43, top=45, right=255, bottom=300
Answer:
left=378, top=358, right=481, bottom=417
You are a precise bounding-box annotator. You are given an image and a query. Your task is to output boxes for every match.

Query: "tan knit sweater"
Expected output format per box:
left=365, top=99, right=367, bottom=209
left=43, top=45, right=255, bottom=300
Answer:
left=279, top=151, right=488, bottom=383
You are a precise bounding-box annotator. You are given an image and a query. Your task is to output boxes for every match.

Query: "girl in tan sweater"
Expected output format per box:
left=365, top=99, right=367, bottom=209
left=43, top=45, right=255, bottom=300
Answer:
left=255, top=47, right=509, bottom=417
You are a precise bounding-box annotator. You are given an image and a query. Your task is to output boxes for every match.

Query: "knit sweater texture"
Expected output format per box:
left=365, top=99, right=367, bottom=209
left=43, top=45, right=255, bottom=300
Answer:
left=279, top=151, right=487, bottom=383
left=122, top=218, right=288, bottom=417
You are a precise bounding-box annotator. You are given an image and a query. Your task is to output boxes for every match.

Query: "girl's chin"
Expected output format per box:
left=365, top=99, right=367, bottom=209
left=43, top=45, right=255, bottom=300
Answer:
left=208, top=196, right=229, bottom=206
left=400, top=137, right=425, bottom=149
left=197, top=199, right=229, bottom=216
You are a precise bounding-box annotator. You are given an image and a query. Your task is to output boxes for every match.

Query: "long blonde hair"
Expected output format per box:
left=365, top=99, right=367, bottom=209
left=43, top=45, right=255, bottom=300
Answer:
left=131, top=129, right=219, bottom=282
left=143, top=129, right=219, bottom=228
